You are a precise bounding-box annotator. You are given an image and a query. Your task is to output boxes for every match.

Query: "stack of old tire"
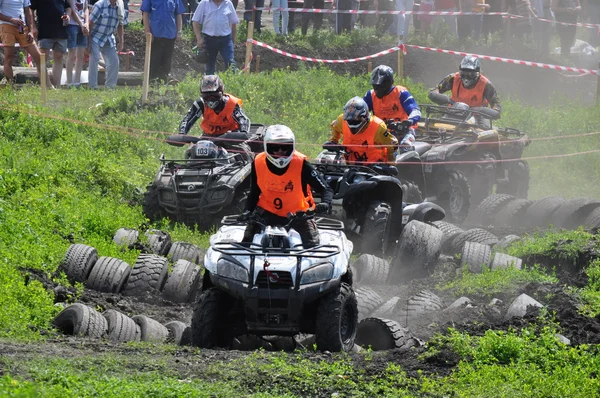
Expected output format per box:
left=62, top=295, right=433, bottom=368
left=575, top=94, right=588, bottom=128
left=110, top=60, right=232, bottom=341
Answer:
left=54, top=228, right=205, bottom=345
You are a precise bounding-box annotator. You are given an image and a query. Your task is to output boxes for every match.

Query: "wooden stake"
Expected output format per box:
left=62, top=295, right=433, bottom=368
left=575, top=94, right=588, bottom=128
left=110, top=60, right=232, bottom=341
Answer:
left=40, top=52, right=46, bottom=105
left=255, top=54, right=261, bottom=73
left=125, top=51, right=131, bottom=72
left=367, top=61, right=372, bottom=74
left=142, top=33, right=152, bottom=105
left=397, top=50, right=404, bottom=81
left=244, top=21, right=254, bottom=74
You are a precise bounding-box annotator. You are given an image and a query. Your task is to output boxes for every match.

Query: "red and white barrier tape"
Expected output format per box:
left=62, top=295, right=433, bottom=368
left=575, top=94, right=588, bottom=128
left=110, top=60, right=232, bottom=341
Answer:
left=254, top=6, right=509, bottom=16
left=118, top=50, right=135, bottom=56
left=241, top=52, right=255, bottom=72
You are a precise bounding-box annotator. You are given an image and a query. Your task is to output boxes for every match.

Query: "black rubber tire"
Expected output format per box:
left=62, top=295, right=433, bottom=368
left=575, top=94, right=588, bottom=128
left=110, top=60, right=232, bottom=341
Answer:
left=466, top=194, right=516, bottom=227
left=496, top=234, right=521, bottom=249
left=167, top=242, right=205, bottom=266
left=355, top=317, right=421, bottom=351
left=131, top=315, right=170, bottom=342
left=191, top=288, right=246, bottom=348
left=461, top=241, right=492, bottom=273
left=123, top=254, right=169, bottom=296
left=493, top=198, right=533, bottom=227
left=52, top=303, right=108, bottom=338
left=315, top=283, right=358, bottom=352
left=584, top=207, right=600, bottom=230
left=113, top=228, right=139, bottom=249
left=180, top=326, right=192, bottom=346
left=490, top=253, right=523, bottom=270
left=440, top=170, right=471, bottom=224
left=103, top=309, right=141, bottom=343
left=431, top=221, right=465, bottom=254
left=390, top=220, right=443, bottom=283
left=550, top=198, right=600, bottom=230
left=496, top=160, right=530, bottom=199
left=145, top=229, right=172, bottom=256
left=523, top=196, right=566, bottom=229
left=86, top=257, right=131, bottom=293
left=142, top=183, right=164, bottom=222
left=164, top=320, right=188, bottom=345
left=373, top=296, right=401, bottom=318
left=360, top=200, right=392, bottom=256
left=406, top=290, right=445, bottom=317
left=62, top=244, right=98, bottom=283
left=162, top=260, right=202, bottom=303
left=352, top=254, right=390, bottom=285
left=355, top=286, right=384, bottom=321
left=449, top=228, right=499, bottom=255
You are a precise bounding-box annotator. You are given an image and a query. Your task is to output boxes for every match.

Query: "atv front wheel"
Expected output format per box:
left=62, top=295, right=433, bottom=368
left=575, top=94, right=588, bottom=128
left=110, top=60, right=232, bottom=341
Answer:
left=360, top=200, right=392, bottom=256
left=439, top=170, right=471, bottom=224
left=315, top=283, right=358, bottom=352
left=142, top=183, right=164, bottom=222
left=191, top=288, right=246, bottom=348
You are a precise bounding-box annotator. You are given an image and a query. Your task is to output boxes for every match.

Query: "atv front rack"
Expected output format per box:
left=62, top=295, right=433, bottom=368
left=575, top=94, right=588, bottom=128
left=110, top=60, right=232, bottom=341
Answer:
left=221, top=215, right=345, bottom=231
left=212, top=241, right=341, bottom=258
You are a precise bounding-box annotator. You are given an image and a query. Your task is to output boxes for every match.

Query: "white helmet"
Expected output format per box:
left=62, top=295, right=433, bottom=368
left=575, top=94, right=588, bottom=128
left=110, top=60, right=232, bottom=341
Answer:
left=264, top=125, right=295, bottom=169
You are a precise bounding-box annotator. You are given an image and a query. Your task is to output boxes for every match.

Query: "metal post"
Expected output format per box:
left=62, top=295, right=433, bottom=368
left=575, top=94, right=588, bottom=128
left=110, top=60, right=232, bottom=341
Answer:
left=244, top=22, right=254, bottom=74
left=142, top=33, right=152, bottom=105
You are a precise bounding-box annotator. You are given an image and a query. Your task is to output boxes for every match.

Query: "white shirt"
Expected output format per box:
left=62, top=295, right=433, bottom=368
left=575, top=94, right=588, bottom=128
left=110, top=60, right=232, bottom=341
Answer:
left=192, top=0, right=238, bottom=37
left=0, top=0, right=30, bottom=26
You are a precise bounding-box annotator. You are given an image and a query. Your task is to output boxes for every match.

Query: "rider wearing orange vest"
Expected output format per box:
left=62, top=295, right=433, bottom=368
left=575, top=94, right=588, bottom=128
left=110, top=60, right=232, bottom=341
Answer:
left=428, top=55, right=502, bottom=119
left=324, top=97, right=398, bottom=164
left=178, top=75, right=251, bottom=137
left=363, top=65, right=421, bottom=153
left=240, top=125, right=333, bottom=248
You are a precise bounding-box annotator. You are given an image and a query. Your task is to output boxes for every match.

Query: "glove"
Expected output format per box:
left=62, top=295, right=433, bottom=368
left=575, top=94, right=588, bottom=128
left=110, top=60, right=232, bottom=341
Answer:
left=401, top=119, right=413, bottom=128
left=315, top=202, right=331, bottom=215
left=237, top=210, right=251, bottom=222
left=323, top=141, right=340, bottom=152
left=399, top=133, right=416, bottom=153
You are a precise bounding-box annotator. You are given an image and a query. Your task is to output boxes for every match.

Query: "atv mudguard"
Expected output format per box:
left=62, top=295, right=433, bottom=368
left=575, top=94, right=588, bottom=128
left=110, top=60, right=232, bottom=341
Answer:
left=402, top=202, right=445, bottom=224
left=396, top=150, right=426, bottom=194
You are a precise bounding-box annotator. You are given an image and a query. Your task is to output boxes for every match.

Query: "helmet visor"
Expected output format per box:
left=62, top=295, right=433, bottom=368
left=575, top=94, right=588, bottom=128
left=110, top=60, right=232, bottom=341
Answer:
left=459, top=70, right=479, bottom=88
left=372, top=82, right=392, bottom=99
left=346, top=118, right=368, bottom=135
left=202, top=92, right=223, bottom=109
left=266, top=142, right=294, bottom=158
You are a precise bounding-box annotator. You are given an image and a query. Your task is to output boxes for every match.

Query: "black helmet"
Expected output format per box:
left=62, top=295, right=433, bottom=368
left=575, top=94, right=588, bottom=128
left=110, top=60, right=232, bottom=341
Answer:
left=370, top=65, right=394, bottom=99
left=343, top=97, right=370, bottom=135
left=200, top=75, right=224, bottom=110
left=459, top=56, right=481, bottom=89
left=186, top=140, right=227, bottom=160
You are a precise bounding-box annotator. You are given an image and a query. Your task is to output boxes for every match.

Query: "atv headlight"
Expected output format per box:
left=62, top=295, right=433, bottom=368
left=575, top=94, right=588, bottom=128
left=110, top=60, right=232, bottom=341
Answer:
left=352, top=175, right=367, bottom=184
left=217, top=259, right=248, bottom=283
left=300, top=263, right=334, bottom=285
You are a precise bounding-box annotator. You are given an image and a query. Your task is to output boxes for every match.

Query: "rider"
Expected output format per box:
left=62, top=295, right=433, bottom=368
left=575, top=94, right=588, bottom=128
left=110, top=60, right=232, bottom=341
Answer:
left=364, top=65, right=421, bottom=153
left=178, top=75, right=251, bottom=143
left=240, top=125, right=333, bottom=248
left=428, top=55, right=502, bottom=119
left=323, top=97, right=398, bottom=164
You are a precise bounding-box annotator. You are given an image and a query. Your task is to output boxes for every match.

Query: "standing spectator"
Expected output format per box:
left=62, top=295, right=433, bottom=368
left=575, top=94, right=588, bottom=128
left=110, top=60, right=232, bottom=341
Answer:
left=471, top=0, right=489, bottom=38
left=272, top=0, right=288, bottom=35
left=287, top=0, right=298, bottom=33
left=551, top=0, right=581, bottom=57
left=396, top=0, right=414, bottom=41
left=88, top=0, right=124, bottom=89
left=509, top=0, right=537, bottom=41
left=418, top=0, right=435, bottom=34
left=65, top=0, right=89, bottom=88
left=302, top=0, right=324, bottom=35
left=377, top=0, right=396, bottom=34
left=141, top=0, right=186, bottom=82
left=244, top=0, right=263, bottom=34
left=30, top=0, right=71, bottom=88
left=192, top=0, right=239, bottom=75
left=433, top=0, right=458, bottom=36
left=0, top=0, right=47, bottom=86
left=336, top=0, right=353, bottom=33
left=457, top=0, right=474, bottom=41
left=483, top=0, right=502, bottom=40
left=584, top=0, right=599, bottom=48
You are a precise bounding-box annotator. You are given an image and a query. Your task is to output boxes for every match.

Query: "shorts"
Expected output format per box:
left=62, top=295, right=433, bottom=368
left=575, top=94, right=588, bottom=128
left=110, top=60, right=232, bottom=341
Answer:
left=38, top=38, right=68, bottom=53
left=66, top=25, right=88, bottom=48
left=0, top=23, right=33, bottom=48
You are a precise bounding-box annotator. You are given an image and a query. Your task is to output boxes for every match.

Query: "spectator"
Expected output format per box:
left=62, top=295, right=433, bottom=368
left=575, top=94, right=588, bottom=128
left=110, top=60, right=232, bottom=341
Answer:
left=88, top=0, right=124, bottom=89
left=65, top=0, right=89, bottom=88
left=0, top=0, right=47, bottom=86
left=458, top=0, right=489, bottom=40
left=483, top=0, right=502, bottom=40
left=141, top=0, right=186, bottom=82
left=551, top=0, right=581, bottom=58
left=302, top=0, right=324, bottom=34
left=433, top=0, right=458, bottom=36
left=539, top=0, right=553, bottom=54
left=244, top=0, right=263, bottom=34
left=418, top=0, right=435, bottom=33
left=272, top=0, right=288, bottom=35
left=192, top=0, right=239, bottom=75
left=396, top=0, right=414, bottom=41
left=30, top=0, right=71, bottom=88
left=471, top=0, right=489, bottom=38
left=377, top=0, right=396, bottom=34
left=287, top=0, right=298, bottom=33
left=584, top=0, right=599, bottom=48
left=336, top=0, right=354, bottom=33
left=510, top=0, right=537, bottom=40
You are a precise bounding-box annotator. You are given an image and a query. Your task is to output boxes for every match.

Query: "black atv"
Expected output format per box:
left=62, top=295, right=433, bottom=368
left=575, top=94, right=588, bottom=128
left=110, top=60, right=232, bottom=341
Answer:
left=141, top=124, right=267, bottom=229
left=313, top=148, right=445, bottom=256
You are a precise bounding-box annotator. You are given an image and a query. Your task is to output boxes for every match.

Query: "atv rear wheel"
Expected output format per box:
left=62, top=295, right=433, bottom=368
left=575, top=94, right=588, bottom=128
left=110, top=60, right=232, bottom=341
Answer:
left=142, top=183, right=164, bottom=222
left=360, top=200, right=392, bottom=256
left=315, top=283, right=358, bottom=352
left=439, top=170, right=471, bottom=224
left=191, top=288, right=246, bottom=348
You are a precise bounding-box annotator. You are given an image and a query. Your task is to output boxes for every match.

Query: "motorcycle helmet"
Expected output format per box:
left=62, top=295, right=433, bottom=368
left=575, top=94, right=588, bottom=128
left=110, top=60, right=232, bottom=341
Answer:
left=459, top=55, right=481, bottom=89
left=200, top=75, right=224, bottom=110
left=369, top=65, right=395, bottom=99
left=264, top=125, right=295, bottom=169
left=343, top=97, right=370, bottom=135
left=185, top=140, right=225, bottom=160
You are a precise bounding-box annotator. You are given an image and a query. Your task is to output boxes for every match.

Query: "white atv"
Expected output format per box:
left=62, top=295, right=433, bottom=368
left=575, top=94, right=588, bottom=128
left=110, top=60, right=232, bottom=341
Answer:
left=190, top=211, right=358, bottom=352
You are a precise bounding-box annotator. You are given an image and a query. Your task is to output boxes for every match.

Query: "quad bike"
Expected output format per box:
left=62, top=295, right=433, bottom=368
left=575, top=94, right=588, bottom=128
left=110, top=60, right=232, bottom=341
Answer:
left=141, top=124, right=267, bottom=229
left=191, top=210, right=358, bottom=352
left=395, top=104, right=530, bottom=223
left=313, top=148, right=445, bottom=256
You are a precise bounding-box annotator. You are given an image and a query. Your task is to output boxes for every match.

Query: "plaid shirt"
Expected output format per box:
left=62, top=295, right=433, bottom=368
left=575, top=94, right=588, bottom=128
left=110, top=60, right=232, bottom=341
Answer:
left=90, top=0, right=122, bottom=47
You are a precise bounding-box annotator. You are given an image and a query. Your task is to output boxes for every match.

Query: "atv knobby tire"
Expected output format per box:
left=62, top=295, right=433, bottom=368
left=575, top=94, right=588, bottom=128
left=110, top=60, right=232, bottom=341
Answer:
left=52, top=303, right=108, bottom=338
left=131, top=315, right=170, bottom=342
left=86, top=257, right=131, bottom=293
left=440, top=170, right=471, bottom=224
left=461, top=241, right=492, bottom=273
left=123, top=254, right=169, bottom=296
left=355, top=286, right=384, bottom=321
left=523, top=196, right=566, bottom=229
left=145, top=229, right=172, bottom=256
left=167, top=242, right=204, bottom=265
left=355, top=317, right=421, bottom=351
left=62, top=244, right=98, bottom=283
left=466, top=194, right=516, bottom=227
left=360, top=200, right=392, bottom=256
left=165, top=320, right=188, bottom=345
left=191, top=288, right=246, bottom=348
left=315, top=282, right=358, bottom=352
left=493, top=198, right=533, bottom=227
left=142, top=183, right=164, bottom=222
left=162, top=259, right=202, bottom=303
left=103, top=309, right=141, bottom=343
left=449, top=228, right=499, bottom=255
left=352, top=254, right=390, bottom=285
left=113, top=228, right=139, bottom=249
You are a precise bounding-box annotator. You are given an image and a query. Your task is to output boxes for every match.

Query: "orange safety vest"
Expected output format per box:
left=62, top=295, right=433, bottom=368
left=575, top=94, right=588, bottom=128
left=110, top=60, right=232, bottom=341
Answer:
left=371, top=86, right=417, bottom=129
left=255, top=151, right=312, bottom=217
left=200, top=94, right=242, bottom=136
left=342, top=116, right=387, bottom=164
left=451, top=72, right=489, bottom=108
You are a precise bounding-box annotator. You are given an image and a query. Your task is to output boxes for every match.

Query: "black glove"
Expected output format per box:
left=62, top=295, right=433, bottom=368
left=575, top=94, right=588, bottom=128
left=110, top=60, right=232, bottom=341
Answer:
left=323, top=141, right=341, bottom=152
left=315, top=202, right=331, bottom=215
left=237, top=210, right=251, bottom=222
left=401, top=119, right=413, bottom=128
left=387, top=121, right=408, bottom=134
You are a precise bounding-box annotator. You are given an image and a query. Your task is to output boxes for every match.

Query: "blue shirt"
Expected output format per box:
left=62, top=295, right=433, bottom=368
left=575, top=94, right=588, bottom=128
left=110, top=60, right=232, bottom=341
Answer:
left=140, top=0, right=186, bottom=39
left=192, top=0, right=239, bottom=37
left=90, top=0, right=122, bottom=47
left=363, top=86, right=422, bottom=123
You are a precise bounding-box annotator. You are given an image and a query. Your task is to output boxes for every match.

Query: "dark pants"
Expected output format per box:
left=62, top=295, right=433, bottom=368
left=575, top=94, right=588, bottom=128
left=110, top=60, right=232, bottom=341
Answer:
left=242, top=208, right=320, bottom=248
left=203, top=34, right=235, bottom=75
left=149, top=37, right=176, bottom=81
left=483, top=0, right=503, bottom=39
left=336, top=0, right=353, bottom=34
left=301, top=0, right=324, bottom=35
left=457, top=15, right=473, bottom=41
left=377, top=0, right=395, bottom=34
left=556, top=14, right=577, bottom=58
left=244, top=0, right=264, bottom=32
left=288, top=1, right=299, bottom=32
